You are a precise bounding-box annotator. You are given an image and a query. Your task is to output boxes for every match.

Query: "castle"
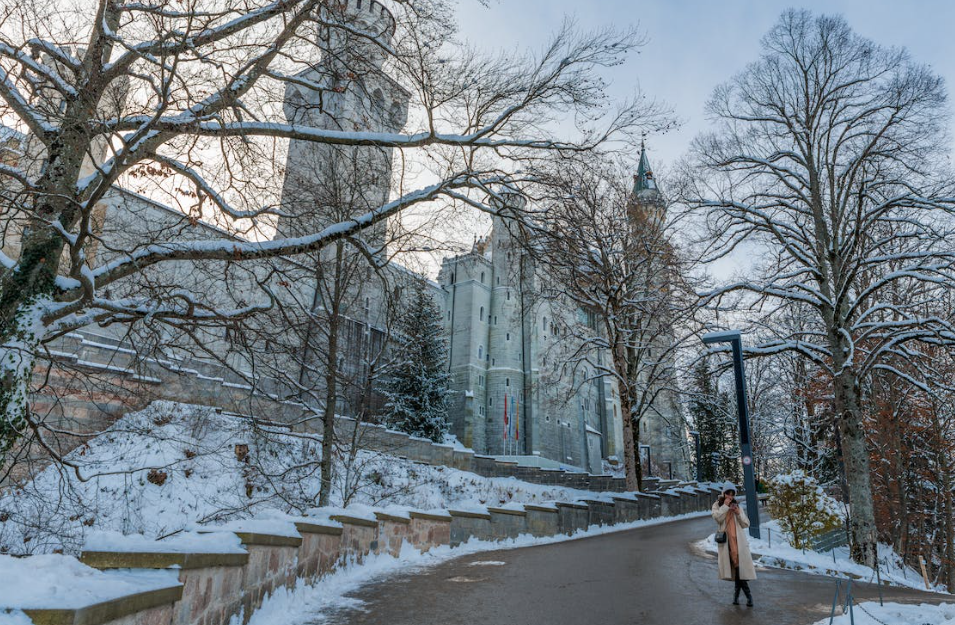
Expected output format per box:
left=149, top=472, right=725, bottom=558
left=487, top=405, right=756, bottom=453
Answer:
left=1, top=0, right=691, bottom=479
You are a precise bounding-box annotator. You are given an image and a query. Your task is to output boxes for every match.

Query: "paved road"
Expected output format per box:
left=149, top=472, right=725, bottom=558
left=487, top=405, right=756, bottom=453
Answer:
left=316, top=514, right=949, bottom=625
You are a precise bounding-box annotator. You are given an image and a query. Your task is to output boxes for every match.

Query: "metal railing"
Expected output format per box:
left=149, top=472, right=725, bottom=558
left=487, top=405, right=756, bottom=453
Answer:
left=812, top=527, right=849, bottom=553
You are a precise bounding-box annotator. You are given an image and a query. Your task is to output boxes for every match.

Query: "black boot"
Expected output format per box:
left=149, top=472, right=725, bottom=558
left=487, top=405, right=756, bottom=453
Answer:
left=733, top=586, right=741, bottom=605
left=741, top=582, right=753, bottom=607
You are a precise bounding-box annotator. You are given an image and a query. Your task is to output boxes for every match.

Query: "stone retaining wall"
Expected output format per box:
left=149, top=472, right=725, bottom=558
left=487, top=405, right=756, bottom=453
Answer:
left=18, top=485, right=721, bottom=625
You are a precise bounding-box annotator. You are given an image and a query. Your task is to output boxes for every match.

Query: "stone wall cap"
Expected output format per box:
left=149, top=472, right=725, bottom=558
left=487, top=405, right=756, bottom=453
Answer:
left=232, top=532, right=303, bottom=547
left=447, top=509, right=492, bottom=520
left=80, top=550, right=248, bottom=570
left=523, top=503, right=559, bottom=513
left=293, top=521, right=344, bottom=536
left=554, top=502, right=588, bottom=510
left=374, top=511, right=412, bottom=524
left=329, top=514, right=379, bottom=528
left=23, top=584, right=183, bottom=625
left=486, top=507, right=527, bottom=516
left=578, top=499, right=615, bottom=507
left=408, top=510, right=453, bottom=522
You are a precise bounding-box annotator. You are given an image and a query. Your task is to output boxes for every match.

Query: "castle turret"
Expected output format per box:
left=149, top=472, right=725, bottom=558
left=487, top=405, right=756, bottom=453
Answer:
left=628, top=141, right=666, bottom=229
left=277, top=0, right=410, bottom=251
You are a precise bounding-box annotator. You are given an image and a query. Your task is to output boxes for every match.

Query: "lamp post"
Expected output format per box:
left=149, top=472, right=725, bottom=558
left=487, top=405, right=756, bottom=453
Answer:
left=701, top=330, right=760, bottom=539
left=639, top=444, right=652, bottom=477
left=689, top=430, right=701, bottom=482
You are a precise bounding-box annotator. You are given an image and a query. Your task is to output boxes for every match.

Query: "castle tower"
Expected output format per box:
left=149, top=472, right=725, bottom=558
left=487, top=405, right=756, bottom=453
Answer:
left=626, top=143, right=691, bottom=480
left=277, top=0, right=410, bottom=251
left=440, top=237, right=493, bottom=450
left=484, top=190, right=529, bottom=455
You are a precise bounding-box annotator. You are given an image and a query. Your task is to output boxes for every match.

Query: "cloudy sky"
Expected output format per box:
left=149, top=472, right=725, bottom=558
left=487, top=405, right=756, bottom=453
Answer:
left=453, top=0, right=955, bottom=171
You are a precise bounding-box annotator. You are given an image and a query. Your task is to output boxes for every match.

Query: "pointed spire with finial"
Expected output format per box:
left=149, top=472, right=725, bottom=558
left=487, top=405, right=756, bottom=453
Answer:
left=632, top=138, right=658, bottom=194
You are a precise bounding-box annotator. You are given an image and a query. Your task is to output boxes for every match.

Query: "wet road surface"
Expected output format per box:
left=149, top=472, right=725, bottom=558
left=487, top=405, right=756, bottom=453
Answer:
left=315, top=513, right=950, bottom=625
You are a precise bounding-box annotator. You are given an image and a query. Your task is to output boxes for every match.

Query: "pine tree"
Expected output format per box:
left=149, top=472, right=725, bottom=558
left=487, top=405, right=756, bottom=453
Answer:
left=383, top=283, right=453, bottom=442
left=689, top=358, right=735, bottom=482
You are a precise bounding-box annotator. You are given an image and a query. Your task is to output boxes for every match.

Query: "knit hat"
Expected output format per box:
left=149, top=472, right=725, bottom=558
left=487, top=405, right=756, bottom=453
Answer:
left=721, top=482, right=738, bottom=494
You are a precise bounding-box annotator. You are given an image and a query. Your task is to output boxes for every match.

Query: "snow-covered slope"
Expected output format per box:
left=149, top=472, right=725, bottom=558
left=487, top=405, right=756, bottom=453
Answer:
left=0, top=402, right=597, bottom=555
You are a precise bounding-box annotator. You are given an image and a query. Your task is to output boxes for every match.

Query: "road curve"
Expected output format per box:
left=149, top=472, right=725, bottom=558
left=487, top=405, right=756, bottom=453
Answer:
left=314, top=513, right=949, bottom=625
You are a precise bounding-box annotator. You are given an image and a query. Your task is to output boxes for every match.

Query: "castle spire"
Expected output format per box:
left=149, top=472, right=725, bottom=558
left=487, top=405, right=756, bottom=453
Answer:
left=632, top=139, right=658, bottom=194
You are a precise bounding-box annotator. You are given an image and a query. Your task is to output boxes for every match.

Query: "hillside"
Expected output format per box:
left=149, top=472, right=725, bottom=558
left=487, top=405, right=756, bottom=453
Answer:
left=0, top=401, right=598, bottom=555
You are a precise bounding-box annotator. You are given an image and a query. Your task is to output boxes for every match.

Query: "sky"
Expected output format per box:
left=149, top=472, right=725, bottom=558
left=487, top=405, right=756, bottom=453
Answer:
left=452, top=0, right=955, bottom=172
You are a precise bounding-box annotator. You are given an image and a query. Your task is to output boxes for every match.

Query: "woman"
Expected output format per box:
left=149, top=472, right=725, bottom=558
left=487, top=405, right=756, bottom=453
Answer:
left=712, top=483, right=756, bottom=606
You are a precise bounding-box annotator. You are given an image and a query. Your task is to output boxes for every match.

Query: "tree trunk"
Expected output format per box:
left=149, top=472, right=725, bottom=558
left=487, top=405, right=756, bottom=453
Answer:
left=318, top=311, right=339, bottom=507
left=317, top=243, right=345, bottom=507
left=0, top=224, right=68, bottom=459
left=612, top=342, right=639, bottom=492
left=833, top=366, right=878, bottom=567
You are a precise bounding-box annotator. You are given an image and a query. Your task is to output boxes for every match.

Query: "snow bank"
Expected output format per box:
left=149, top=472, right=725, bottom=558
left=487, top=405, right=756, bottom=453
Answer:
left=84, top=529, right=246, bottom=553
left=0, top=554, right=178, bottom=609
left=812, top=601, right=955, bottom=625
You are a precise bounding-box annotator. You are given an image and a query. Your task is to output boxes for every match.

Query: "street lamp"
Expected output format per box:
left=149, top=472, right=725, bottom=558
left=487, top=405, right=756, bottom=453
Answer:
left=689, top=430, right=701, bottom=482
left=702, top=330, right=760, bottom=539
left=639, top=444, right=652, bottom=477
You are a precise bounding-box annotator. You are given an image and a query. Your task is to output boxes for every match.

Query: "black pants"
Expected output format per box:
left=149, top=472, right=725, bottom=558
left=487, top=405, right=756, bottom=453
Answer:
left=734, top=567, right=752, bottom=601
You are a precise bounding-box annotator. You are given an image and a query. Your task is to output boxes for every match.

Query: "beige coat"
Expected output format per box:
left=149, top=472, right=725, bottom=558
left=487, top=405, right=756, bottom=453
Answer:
left=712, top=500, right=757, bottom=581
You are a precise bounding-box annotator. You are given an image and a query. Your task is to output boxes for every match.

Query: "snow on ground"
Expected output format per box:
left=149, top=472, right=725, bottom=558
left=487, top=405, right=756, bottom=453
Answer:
left=242, top=511, right=712, bottom=625
left=0, top=401, right=601, bottom=556
left=0, top=553, right=179, bottom=609
left=812, top=602, right=955, bottom=625
left=697, top=518, right=948, bottom=593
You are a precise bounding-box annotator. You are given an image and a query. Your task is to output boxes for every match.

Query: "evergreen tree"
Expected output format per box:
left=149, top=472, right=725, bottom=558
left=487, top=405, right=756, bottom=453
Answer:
left=688, top=357, right=738, bottom=483
left=383, top=283, right=453, bottom=442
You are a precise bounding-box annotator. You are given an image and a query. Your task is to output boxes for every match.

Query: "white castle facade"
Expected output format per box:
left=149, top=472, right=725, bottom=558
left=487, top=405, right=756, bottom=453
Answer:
left=2, top=0, right=691, bottom=478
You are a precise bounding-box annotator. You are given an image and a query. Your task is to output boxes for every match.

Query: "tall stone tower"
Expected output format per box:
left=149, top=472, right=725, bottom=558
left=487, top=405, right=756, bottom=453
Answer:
left=484, top=191, right=530, bottom=455
left=627, top=143, right=691, bottom=480
left=277, top=0, right=410, bottom=250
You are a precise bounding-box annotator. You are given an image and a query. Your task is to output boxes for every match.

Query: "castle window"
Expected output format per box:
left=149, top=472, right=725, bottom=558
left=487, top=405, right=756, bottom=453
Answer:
left=506, top=378, right=510, bottom=387
left=546, top=416, right=550, bottom=422
left=450, top=272, right=455, bottom=284
left=494, top=316, right=498, bottom=325
left=506, top=290, right=510, bottom=301
left=497, top=277, right=500, bottom=285
left=492, top=358, right=495, bottom=366
left=506, top=333, right=510, bottom=341
left=480, top=271, right=485, bottom=283
left=480, top=306, right=484, bottom=321
left=478, top=346, right=483, bottom=359
left=490, top=397, right=494, bottom=406
left=448, top=311, right=451, bottom=320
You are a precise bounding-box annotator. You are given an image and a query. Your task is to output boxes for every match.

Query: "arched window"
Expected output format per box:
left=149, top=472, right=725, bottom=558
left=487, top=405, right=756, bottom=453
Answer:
left=478, top=346, right=483, bottom=359
left=480, top=271, right=485, bottom=283
left=479, top=306, right=484, bottom=321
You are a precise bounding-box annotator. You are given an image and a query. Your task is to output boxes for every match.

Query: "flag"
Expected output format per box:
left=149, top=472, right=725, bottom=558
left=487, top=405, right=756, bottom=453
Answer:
left=503, top=394, right=508, bottom=440
left=514, top=395, right=519, bottom=440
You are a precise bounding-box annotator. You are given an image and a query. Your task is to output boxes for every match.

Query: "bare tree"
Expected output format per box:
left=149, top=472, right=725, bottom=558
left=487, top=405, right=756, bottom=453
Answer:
left=682, top=9, right=955, bottom=565
left=0, top=0, right=649, bottom=465
left=526, top=153, right=700, bottom=491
